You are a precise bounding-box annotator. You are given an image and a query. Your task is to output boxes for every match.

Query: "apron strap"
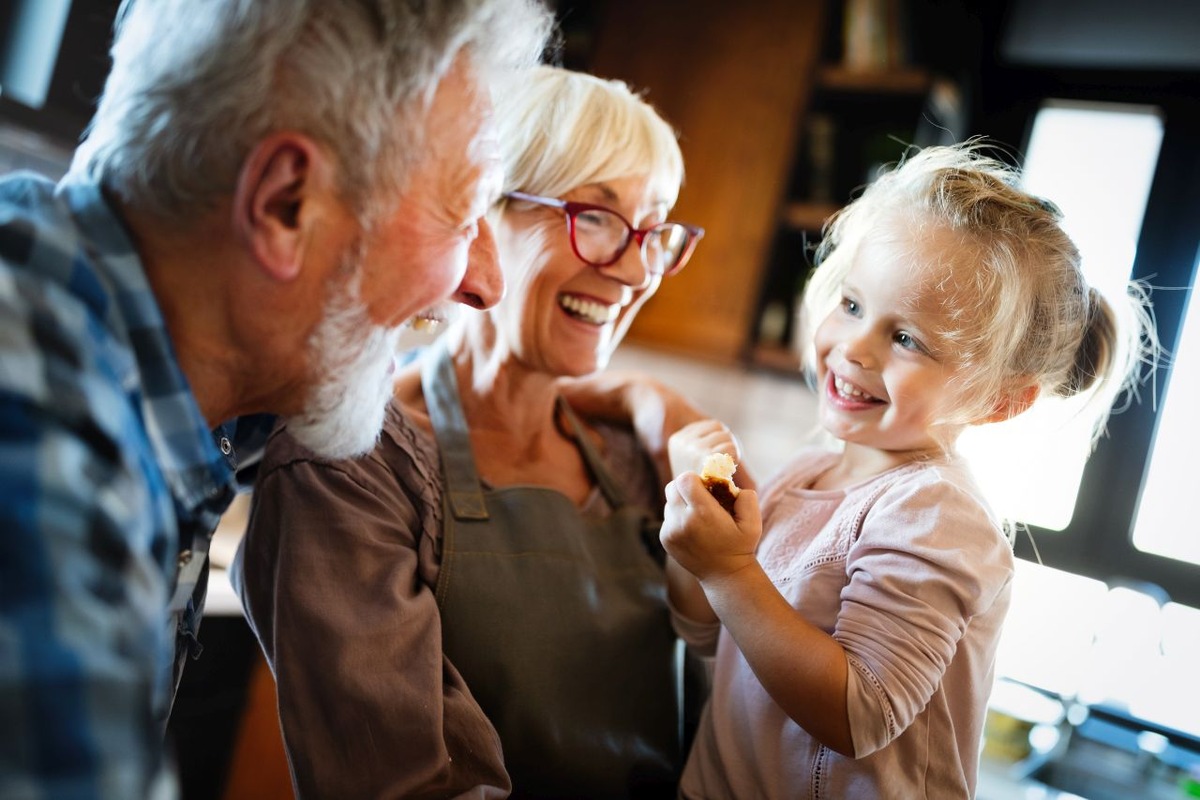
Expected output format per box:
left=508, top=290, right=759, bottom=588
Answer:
left=421, top=338, right=489, bottom=520
left=555, top=396, right=629, bottom=509
left=421, top=336, right=633, bottom=516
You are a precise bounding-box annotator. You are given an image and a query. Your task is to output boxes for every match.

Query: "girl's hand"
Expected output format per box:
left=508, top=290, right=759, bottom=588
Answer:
left=661, top=472, right=761, bottom=583
left=667, top=419, right=743, bottom=483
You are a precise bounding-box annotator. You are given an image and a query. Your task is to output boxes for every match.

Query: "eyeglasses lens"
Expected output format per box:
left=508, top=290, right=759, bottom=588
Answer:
left=573, top=208, right=629, bottom=264
left=573, top=207, right=689, bottom=274
left=644, top=224, right=690, bottom=274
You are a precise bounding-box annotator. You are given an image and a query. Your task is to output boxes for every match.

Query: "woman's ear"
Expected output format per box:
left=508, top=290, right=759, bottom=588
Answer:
left=233, top=133, right=328, bottom=282
left=981, top=382, right=1041, bottom=424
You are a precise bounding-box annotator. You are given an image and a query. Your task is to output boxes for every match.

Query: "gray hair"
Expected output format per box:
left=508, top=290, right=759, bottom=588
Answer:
left=70, top=0, right=552, bottom=221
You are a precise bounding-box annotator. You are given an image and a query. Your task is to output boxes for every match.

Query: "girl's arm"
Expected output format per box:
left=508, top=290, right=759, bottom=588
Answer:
left=661, top=473, right=854, bottom=755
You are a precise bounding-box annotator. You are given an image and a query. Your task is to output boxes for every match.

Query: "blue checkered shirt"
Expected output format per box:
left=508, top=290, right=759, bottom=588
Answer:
left=1, top=172, right=244, bottom=798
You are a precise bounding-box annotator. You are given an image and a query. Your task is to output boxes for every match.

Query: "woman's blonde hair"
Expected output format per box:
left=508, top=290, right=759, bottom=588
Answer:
left=799, top=139, right=1154, bottom=447
left=492, top=65, right=684, bottom=207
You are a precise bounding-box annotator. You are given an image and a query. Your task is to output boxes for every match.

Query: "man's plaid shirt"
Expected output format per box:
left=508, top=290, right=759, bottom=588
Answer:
left=0, top=172, right=242, bottom=798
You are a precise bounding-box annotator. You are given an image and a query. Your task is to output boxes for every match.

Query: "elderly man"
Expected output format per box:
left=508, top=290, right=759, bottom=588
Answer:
left=0, top=0, right=551, bottom=796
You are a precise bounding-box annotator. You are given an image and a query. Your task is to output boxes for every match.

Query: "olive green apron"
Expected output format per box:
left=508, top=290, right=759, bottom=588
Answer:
left=422, top=341, right=680, bottom=799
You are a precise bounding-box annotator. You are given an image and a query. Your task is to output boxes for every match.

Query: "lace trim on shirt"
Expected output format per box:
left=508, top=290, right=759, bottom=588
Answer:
left=847, top=652, right=900, bottom=747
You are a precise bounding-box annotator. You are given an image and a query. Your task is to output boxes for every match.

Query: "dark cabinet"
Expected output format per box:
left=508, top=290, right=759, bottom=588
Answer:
left=746, top=0, right=967, bottom=373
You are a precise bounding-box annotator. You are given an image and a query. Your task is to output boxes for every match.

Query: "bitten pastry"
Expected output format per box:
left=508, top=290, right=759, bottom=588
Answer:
left=699, top=452, right=740, bottom=514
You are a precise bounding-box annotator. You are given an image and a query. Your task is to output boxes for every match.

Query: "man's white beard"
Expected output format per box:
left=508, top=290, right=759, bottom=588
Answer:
left=287, top=273, right=400, bottom=460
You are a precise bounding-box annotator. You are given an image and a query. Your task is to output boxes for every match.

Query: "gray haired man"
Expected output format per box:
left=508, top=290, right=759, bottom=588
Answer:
left=0, top=1, right=551, bottom=796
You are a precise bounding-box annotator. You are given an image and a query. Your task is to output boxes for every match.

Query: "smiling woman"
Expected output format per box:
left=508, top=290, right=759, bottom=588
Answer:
left=232, top=65, right=708, bottom=799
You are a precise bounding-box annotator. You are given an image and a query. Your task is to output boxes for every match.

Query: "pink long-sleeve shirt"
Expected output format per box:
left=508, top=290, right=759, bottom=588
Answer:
left=675, top=449, right=1014, bottom=799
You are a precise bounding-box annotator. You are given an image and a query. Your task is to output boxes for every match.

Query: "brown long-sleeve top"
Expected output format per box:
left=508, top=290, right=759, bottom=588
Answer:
left=231, top=401, right=660, bottom=799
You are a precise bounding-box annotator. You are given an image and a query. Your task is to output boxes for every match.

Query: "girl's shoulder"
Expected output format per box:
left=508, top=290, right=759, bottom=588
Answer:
left=871, top=457, right=992, bottom=511
left=859, top=457, right=1010, bottom=555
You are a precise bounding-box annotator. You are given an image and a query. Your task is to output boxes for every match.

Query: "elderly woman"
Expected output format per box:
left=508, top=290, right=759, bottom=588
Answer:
left=234, top=66, right=705, bottom=799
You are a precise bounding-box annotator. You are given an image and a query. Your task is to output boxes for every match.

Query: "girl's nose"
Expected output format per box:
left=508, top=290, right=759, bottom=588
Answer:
left=842, top=331, right=877, bottom=369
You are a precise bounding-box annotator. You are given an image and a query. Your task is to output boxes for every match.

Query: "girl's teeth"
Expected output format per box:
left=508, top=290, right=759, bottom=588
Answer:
left=835, top=376, right=872, bottom=400
left=559, top=295, right=617, bottom=324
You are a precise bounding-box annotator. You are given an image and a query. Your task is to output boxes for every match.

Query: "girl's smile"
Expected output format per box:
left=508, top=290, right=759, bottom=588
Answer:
left=813, top=218, right=973, bottom=461
left=826, top=370, right=886, bottom=409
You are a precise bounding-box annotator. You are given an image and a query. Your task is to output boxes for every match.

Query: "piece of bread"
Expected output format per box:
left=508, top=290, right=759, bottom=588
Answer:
left=700, top=452, right=740, bottom=514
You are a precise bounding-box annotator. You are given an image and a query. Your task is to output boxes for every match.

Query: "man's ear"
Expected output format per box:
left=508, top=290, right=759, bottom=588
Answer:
left=233, top=133, right=327, bottom=282
left=981, top=382, right=1041, bottom=424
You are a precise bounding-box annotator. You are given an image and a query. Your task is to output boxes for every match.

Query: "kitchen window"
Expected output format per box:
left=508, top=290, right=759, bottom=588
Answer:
left=981, top=93, right=1200, bottom=752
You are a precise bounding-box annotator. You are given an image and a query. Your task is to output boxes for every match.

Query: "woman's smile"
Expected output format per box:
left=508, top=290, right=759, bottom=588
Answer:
left=558, top=291, right=621, bottom=325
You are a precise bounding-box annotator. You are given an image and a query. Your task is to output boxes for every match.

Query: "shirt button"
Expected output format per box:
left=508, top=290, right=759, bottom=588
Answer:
left=178, top=549, right=193, bottom=568
left=219, top=437, right=232, bottom=456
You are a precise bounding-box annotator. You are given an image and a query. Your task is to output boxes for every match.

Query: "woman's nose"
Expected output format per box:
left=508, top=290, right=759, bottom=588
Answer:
left=598, top=239, right=653, bottom=291
left=454, top=218, right=505, bottom=309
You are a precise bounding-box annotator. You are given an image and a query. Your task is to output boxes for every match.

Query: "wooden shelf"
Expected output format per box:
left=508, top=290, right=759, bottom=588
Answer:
left=781, top=201, right=841, bottom=232
left=816, top=65, right=932, bottom=95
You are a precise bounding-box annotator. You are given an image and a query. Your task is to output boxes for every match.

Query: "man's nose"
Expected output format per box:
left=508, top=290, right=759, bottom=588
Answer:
left=454, top=217, right=504, bottom=309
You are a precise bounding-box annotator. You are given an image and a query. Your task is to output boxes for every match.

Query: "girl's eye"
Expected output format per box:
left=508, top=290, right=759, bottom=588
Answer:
left=895, top=331, right=925, bottom=353
left=841, top=297, right=860, bottom=316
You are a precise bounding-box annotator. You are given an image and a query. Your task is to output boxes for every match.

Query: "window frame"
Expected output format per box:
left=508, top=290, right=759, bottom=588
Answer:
left=976, top=63, right=1200, bottom=608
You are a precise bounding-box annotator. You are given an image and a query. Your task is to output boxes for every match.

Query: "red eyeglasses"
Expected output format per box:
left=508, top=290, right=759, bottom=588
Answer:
left=506, top=191, right=704, bottom=276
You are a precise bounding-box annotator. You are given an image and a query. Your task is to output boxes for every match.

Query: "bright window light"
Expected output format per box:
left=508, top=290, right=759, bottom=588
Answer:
left=993, top=559, right=1108, bottom=698
left=959, top=101, right=1163, bottom=530
left=0, top=0, right=72, bottom=109
left=1132, top=275, right=1199, bottom=563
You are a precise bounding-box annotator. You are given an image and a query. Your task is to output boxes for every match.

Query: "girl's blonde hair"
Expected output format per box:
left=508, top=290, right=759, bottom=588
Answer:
left=491, top=65, right=684, bottom=207
left=800, top=140, right=1154, bottom=448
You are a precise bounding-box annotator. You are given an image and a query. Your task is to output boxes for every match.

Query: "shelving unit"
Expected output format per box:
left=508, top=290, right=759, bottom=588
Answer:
left=568, top=0, right=829, bottom=366
left=745, top=0, right=955, bottom=375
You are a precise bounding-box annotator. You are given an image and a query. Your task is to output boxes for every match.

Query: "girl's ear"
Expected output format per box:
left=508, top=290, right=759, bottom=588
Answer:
left=981, top=382, right=1041, bottom=424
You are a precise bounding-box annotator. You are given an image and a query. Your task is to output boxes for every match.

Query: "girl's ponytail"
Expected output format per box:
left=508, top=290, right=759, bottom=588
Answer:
left=1059, top=287, right=1118, bottom=398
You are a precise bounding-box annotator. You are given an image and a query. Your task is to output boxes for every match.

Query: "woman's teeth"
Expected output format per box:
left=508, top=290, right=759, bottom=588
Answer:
left=559, top=294, right=618, bottom=324
left=834, top=375, right=876, bottom=401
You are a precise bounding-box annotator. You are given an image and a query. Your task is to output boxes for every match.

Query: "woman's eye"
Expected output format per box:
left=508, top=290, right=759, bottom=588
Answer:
left=577, top=211, right=608, bottom=228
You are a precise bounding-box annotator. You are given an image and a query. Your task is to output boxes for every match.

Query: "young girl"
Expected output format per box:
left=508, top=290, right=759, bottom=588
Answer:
left=661, top=142, right=1151, bottom=799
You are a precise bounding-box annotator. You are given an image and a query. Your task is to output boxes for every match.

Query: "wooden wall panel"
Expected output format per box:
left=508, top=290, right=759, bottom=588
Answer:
left=585, top=0, right=828, bottom=362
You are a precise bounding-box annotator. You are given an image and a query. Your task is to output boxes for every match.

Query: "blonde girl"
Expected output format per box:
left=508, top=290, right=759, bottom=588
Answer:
left=661, top=141, right=1152, bottom=799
